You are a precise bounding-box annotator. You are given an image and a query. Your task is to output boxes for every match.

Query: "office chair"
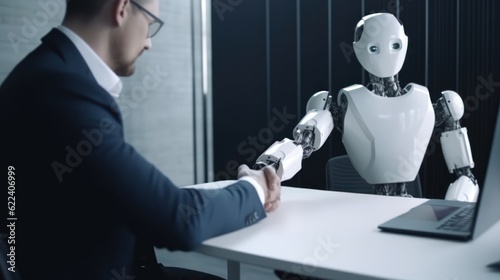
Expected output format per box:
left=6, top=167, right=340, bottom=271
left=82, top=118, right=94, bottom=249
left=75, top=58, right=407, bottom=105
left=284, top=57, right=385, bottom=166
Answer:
left=135, top=242, right=225, bottom=280
left=0, top=234, right=22, bottom=280
left=325, top=155, right=422, bottom=198
left=0, top=236, right=222, bottom=280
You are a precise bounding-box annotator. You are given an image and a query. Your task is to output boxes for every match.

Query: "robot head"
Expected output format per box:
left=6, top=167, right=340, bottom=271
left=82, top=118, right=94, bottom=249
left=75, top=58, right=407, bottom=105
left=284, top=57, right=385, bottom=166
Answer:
left=353, top=13, right=408, bottom=78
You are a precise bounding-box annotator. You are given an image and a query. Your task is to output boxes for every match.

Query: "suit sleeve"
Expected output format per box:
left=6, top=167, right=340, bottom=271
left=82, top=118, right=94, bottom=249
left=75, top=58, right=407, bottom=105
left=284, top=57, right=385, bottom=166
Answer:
left=48, top=75, right=267, bottom=251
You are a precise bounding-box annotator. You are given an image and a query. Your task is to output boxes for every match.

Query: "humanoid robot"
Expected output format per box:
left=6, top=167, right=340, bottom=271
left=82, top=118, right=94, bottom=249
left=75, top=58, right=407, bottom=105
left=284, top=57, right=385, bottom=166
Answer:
left=254, top=13, right=479, bottom=202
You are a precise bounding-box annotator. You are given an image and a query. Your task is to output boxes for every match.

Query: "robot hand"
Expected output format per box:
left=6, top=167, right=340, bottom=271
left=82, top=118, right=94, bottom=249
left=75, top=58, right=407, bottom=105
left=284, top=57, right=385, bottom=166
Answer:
left=254, top=91, right=334, bottom=181
left=254, top=139, right=303, bottom=181
left=445, top=175, right=479, bottom=202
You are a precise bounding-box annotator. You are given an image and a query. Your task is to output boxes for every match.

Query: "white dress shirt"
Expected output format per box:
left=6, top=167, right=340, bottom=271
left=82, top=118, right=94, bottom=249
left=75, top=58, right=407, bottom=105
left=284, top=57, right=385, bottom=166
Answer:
left=57, top=25, right=123, bottom=98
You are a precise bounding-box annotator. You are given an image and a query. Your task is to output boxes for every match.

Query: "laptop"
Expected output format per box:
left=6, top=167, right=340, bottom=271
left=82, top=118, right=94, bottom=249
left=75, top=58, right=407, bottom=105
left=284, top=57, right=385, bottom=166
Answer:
left=378, top=103, right=500, bottom=241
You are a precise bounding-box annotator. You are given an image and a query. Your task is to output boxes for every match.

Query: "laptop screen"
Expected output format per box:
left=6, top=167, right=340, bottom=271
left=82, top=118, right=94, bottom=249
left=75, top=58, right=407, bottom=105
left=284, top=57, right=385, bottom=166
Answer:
left=402, top=204, right=461, bottom=222
left=472, top=102, right=500, bottom=238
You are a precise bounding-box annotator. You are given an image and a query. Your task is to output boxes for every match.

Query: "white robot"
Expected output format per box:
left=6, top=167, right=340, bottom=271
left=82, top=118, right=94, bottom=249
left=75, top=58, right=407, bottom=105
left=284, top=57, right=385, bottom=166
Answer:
left=254, top=13, right=479, bottom=202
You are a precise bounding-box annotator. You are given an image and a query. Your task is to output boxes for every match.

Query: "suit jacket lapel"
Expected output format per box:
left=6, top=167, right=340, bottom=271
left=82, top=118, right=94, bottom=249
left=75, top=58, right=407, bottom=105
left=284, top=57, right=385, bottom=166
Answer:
left=42, top=28, right=95, bottom=81
left=41, top=28, right=122, bottom=122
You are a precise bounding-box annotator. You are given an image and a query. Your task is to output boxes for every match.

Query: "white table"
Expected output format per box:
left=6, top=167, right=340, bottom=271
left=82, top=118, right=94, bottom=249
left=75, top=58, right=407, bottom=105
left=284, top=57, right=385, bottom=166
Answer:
left=193, top=183, right=500, bottom=280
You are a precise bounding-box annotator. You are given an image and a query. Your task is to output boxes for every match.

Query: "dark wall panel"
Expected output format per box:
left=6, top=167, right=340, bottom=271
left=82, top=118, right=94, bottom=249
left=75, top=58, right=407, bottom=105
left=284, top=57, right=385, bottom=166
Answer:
left=268, top=0, right=300, bottom=187
left=268, top=0, right=298, bottom=121
left=428, top=0, right=458, bottom=91
left=399, top=0, right=426, bottom=85
left=425, top=0, right=459, bottom=198
left=297, top=0, right=330, bottom=189
left=457, top=0, right=500, bottom=197
left=212, top=0, right=268, bottom=180
left=328, top=1, right=363, bottom=164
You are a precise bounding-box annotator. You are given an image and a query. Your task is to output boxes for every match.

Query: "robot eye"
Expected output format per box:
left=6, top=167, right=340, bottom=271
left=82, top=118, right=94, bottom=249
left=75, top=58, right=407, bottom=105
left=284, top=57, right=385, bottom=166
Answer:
left=392, top=43, right=401, bottom=50
left=369, top=45, right=378, bottom=52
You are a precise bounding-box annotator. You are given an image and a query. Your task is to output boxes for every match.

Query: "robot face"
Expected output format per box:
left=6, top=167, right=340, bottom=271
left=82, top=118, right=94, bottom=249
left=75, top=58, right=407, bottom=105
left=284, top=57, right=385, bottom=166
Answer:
left=353, top=13, right=408, bottom=78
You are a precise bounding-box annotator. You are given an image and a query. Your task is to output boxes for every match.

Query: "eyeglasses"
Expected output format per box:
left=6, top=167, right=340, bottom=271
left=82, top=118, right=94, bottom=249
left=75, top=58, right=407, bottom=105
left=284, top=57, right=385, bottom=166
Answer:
left=130, top=0, right=164, bottom=38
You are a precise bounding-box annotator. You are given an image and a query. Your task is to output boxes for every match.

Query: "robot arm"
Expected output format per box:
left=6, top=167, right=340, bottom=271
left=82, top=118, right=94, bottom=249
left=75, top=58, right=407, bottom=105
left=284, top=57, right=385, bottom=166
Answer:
left=435, top=91, right=479, bottom=202
left=254, top=91, right=335, bottom=181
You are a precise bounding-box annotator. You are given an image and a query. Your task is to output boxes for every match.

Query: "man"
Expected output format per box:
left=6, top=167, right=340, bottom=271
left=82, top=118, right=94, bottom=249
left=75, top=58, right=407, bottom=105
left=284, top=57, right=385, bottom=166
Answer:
left=0, top=0, right=281, bottom=279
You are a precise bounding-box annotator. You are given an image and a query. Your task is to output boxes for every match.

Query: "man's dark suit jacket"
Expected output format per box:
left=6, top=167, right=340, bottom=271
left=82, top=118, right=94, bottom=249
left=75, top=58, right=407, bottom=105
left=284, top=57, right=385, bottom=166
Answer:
left=0, top=29, right=266, bottom=280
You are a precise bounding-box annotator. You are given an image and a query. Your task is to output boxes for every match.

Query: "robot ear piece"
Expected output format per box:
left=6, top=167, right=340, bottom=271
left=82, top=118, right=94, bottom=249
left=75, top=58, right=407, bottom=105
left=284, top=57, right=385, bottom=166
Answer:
left=354, top=23, right=364, bottom=42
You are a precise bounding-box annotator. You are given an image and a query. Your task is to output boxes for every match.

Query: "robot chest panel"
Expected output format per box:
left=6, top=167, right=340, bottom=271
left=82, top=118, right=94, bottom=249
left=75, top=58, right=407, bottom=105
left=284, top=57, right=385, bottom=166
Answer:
left=339, top=84, right=435, bottom=184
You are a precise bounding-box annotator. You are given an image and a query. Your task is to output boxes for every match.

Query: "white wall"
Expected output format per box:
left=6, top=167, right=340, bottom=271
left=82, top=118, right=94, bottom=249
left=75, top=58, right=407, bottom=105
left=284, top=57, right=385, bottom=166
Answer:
left=0, top=0, right=199, bottom=186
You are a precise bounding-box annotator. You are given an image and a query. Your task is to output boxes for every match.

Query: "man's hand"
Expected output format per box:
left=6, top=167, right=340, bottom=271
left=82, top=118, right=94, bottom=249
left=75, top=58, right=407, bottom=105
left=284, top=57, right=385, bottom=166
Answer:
left=237, top=164, right=281, bottom=212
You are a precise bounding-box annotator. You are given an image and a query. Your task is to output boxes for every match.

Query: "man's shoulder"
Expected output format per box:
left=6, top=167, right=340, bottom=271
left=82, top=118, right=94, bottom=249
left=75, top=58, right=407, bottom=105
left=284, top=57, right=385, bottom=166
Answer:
left=3, top=62, right=111, bottom=108
left=0, top=48, right=119, bottom=124
left=3, top=39, right=92, bottom=89
left=4, top=45, right=111, bottom=101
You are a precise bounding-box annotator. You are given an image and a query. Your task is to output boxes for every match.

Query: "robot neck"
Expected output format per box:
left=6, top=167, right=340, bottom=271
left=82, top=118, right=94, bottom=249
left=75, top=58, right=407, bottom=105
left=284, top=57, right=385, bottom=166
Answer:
left=369, top=74, right=404, bottom=97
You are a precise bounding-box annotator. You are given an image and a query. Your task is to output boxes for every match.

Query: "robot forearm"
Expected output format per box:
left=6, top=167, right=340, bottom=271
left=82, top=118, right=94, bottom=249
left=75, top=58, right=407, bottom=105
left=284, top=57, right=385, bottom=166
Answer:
left=441, top=127, right=479, bottom=202
left=254, top=91, right=335, bottom=181
left=441, top=127, right=475, bottom=174
left=437, top=91, right=479, bottom=202
left=294, top=110, right=334, bottom=158
left=254, top=139, right=304, bottom=181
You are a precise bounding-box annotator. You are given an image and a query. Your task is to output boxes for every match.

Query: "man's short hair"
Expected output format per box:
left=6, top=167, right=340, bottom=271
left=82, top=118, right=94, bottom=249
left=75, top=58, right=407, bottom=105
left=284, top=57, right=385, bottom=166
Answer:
left=65, top=0, right=153, bottom=19
left=65, top=0, right=112, bottom=19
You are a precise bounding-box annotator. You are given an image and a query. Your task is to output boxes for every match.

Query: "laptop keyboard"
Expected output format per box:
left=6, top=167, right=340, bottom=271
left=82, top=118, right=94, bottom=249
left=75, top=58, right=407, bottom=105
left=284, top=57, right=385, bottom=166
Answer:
left=437, top=205, right=476, bottom=232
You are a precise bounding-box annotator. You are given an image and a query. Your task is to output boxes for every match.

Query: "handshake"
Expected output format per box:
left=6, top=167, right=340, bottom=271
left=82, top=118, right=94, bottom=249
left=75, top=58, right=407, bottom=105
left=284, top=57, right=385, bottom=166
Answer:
left=237, top=164, right=282, bottom=212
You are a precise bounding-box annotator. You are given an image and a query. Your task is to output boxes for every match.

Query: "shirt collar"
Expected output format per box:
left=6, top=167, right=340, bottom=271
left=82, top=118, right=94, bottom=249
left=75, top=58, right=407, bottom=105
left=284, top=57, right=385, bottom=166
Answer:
left=57, top=25, right=123, bottom=98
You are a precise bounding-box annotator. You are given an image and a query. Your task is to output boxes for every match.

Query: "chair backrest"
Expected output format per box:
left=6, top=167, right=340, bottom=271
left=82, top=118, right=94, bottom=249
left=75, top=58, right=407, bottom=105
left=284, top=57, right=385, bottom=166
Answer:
left=325, top=155, right=422, bottom=198
left=0, top=234, right=22, bottom=280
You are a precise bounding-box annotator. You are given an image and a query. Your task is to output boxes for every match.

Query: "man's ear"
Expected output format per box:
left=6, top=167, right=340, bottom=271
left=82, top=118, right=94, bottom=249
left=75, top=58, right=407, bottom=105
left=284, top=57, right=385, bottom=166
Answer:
left=112, top=0, right=130, bottom=26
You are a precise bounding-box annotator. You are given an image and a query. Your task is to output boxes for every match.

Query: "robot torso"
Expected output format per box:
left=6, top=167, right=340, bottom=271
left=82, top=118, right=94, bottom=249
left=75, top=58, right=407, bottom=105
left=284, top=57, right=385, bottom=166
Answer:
left=338, top=83, right=435, bottom=184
